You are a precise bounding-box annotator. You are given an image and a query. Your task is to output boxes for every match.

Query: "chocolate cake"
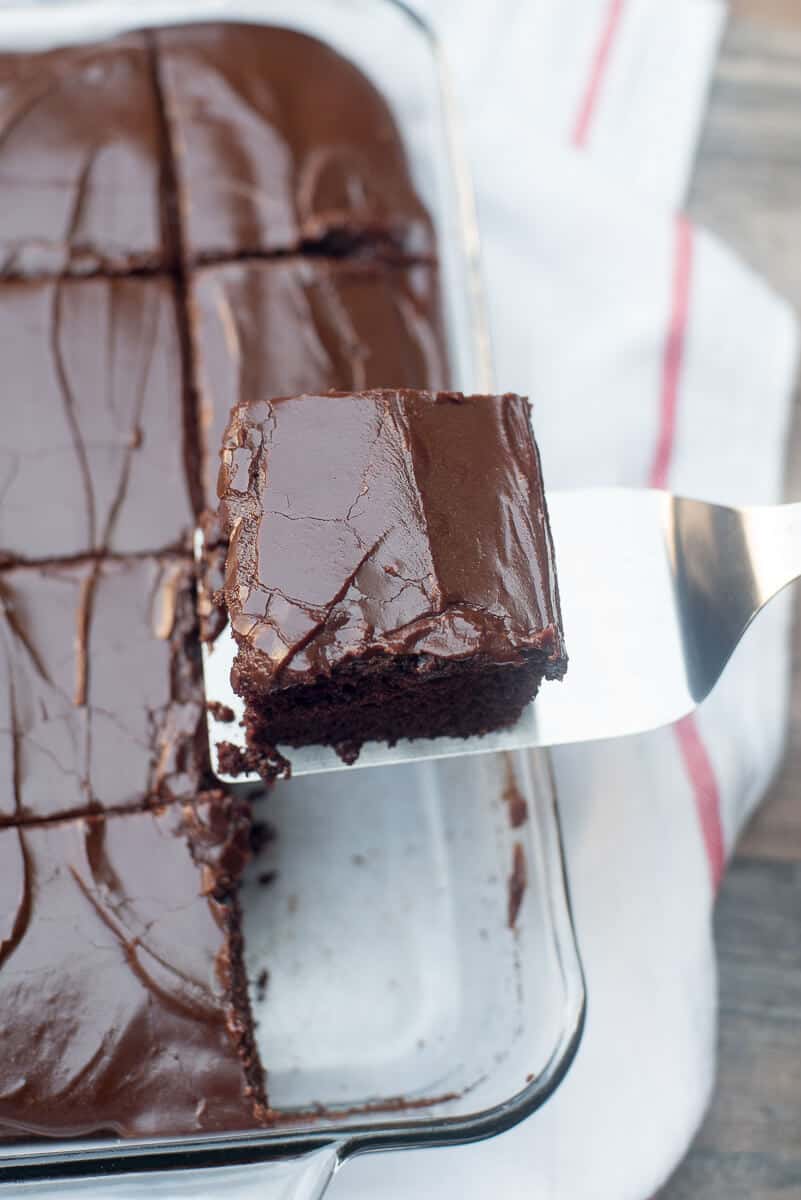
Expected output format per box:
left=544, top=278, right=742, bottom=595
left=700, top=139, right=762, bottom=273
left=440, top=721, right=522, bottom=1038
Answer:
left=189, top=257, right=450, bottom=507
left=0, top=556, right=207, bottom=825
left=218, top=390, right=567, bottom=761
left=154, top=23, right=434, bottom=262
left=0, top=796, right=267, bottom=1138
left=0, top=17, right=454, bottom=1140
left=0, top=34, right=172, bottom=278
left=0, top=275, right=195, bottom=564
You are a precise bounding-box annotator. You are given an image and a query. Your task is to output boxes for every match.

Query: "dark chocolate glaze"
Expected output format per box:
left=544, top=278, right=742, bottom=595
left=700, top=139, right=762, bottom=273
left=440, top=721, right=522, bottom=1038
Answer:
left=0, top=556, right=207, bottom=825
left=218, top=390, right=567, bottom=694
left=190, top=257, right=449, bottom=509
left=0, top=275, right=194, bottom=564
left=0, top=35, right=170, bottom=277
left=0, top=798, right=267, bottom=1138
left=154, top=23, right=434, bottom=262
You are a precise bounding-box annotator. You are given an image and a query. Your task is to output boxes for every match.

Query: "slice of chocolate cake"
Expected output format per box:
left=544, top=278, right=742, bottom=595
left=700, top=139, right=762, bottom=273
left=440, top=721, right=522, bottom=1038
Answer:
left=0, top=796, right=267, bottom=1138
left=218, top=389, right=567, bottom=763
left=0, top=556, right=207, bottom=825
left=153, top=23, right=434, bottom=262
left=189, top=257, right=449, bottom=510
left=0, top=34, right=173, bottom=278
left=0, top=275, right=195, bottom=564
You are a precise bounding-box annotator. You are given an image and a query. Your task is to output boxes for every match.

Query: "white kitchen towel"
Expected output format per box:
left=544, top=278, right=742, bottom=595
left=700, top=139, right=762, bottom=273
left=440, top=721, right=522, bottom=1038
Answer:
left=330, top=2, right=799, bottom=1199
left=420, top=0, right=724, bottom=208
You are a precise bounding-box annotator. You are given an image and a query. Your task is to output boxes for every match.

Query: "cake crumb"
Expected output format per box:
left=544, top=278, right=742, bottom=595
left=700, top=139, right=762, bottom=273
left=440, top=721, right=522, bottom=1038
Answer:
left=207, top=700, right=235, bottom=723
left=507, top=842, right=527, bottom=930
left=250, top=821, right=277, bottom=856
left=255, top=969, right=270, bottom=1004
left=257, top=869, right=278, bottom=887
left=217, top=740, right=291, bottom=781
left=502, top=756, right=528, bottom=828
left=334, top=738, right=363, bottom=765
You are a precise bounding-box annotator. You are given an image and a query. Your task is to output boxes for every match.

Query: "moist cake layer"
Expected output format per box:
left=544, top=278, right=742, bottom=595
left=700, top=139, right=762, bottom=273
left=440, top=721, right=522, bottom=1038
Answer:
left=241, top=657, right=553, bottom=765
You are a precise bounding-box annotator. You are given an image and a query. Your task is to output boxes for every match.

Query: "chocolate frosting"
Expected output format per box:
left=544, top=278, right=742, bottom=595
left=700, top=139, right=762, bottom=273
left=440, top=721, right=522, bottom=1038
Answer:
left=190, top=258, right=449, bottom=508
left=0, top=275, right=194, bottom=564
left=0, top=556, right=207, bottom=824
left=0, top=799, right=264, bottom=1138
left=0, top=35, right=170, bottom=278
left=155, top=23, right=434, bottom=261
left=218, top=390, right=566, bottom=693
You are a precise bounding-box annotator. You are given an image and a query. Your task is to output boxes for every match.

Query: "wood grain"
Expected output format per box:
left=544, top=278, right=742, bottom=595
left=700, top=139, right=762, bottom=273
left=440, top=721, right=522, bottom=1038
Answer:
left=659, top=10, right=801, bottom=1198
left=732, top=0, right=801, bottom=29
left=658, top=861, right=801, bottom=1198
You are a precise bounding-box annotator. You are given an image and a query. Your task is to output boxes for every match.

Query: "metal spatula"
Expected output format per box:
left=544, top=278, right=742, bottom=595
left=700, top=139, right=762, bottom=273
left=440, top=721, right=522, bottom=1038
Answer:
left=202, top=487, right=800, bottom=781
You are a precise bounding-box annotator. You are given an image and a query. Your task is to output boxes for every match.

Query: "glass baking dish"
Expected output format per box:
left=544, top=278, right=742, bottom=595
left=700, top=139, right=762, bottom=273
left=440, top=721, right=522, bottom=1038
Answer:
left=0, top=1, right=585, bottom=1196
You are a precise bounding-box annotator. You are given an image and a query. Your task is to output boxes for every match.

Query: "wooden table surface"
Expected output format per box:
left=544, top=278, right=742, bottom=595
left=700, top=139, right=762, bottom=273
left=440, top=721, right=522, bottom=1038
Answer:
left=658, top=4, right=801, bottom=1197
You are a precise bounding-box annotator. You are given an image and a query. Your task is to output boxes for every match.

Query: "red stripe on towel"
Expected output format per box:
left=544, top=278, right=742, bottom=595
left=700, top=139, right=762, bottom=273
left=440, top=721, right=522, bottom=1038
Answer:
left=675, top=716, right=726, bottom=890
left=650, top=217, right=693, bottom=489
left=572, top=0, right=626, bottom=147
left=651, top=218, right=726, bottom=891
